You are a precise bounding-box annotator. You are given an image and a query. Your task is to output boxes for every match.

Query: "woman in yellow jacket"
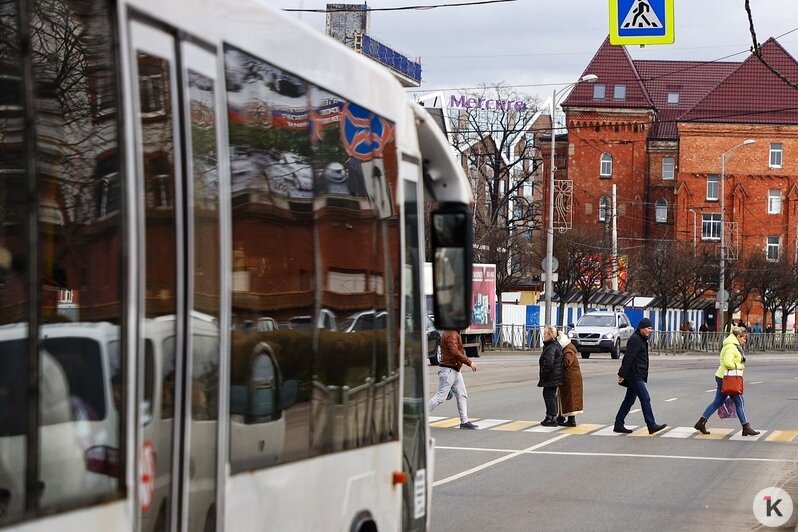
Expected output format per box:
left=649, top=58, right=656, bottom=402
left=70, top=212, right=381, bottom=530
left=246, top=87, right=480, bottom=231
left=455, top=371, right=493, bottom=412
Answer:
left=694, top=326, right=760, bottom=436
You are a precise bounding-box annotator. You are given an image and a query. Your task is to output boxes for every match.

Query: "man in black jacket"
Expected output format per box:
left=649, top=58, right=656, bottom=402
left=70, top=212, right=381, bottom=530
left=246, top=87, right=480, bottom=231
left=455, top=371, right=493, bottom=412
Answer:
left=613, top=318, right=667, bottom=434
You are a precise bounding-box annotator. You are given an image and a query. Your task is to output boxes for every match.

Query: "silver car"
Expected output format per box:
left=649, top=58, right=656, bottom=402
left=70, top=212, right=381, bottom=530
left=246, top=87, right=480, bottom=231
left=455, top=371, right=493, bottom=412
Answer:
left=567, top=311, right=633, bottom=359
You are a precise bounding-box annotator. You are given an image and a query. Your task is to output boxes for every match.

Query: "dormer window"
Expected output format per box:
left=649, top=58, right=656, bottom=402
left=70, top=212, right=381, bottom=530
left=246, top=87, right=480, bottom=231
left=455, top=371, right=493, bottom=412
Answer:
left=613, top=84, right=626, bottom=100
left=667, top=92, right=679, bottom=104
left=593, top=84, right=606, bottom=100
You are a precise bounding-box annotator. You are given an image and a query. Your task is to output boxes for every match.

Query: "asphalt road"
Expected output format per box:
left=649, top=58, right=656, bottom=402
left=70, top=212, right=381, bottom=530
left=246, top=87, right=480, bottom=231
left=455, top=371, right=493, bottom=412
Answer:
left=427, top=351, right=798, bottom=532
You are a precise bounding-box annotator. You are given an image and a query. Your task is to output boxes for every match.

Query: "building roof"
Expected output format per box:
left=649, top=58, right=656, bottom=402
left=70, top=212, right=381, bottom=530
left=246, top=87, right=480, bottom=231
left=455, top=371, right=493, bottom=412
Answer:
left=679, top=38, right=798, bottom=125
left=634, top=60, right=739, bottom=139
left=563, top=36, right=653, bottom=110
left=564, top=36, right=798, bottom=139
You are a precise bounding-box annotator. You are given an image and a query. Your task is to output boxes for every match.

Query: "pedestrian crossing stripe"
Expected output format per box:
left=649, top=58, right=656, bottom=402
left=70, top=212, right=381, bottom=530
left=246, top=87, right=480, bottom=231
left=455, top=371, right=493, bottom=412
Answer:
left=429, top=418, right=798, bottom=443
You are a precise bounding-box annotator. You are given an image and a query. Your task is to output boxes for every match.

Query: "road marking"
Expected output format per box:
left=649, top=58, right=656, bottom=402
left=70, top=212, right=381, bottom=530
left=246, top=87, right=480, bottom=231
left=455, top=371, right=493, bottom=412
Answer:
left=630, top=408, right=641, bottom=414
left=630, top=426, right=658, bottom=437
left=430, top=417, right=479, bottom=428
left=661, top=426, right=697, bottom=438
left=561, top=423, right=605, bottom=435
left=765, top=431, right=798, bottom=442
left=429, top=416, right=446, bottom=422
left=524, top=424, right=562, bottom=433
left=593, top=425, right=639, bottom=436
left=473, top=419, right=512, bottom=430
left=749, top=381, right=763, bottom=384
left=665, top=397, right=678, bottom=402
left=434, top=446, right=797, bottom=464
left=433, top=434, right=570, bottom=487
left=705, top=389, right=716, bottom=393
left=694, top=428, right=734, bottom=440
left=729, top=430, right=768, bottom=441
left=490, top=420, right=538, bottom=431
left=432, top=422, right=797, bottom=443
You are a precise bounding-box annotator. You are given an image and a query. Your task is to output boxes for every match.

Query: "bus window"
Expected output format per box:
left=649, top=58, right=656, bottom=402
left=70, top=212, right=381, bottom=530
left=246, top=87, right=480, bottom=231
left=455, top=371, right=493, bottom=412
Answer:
left=0, top=0, right=124, bottom=523
left=225, top=45, right=313, bottom=470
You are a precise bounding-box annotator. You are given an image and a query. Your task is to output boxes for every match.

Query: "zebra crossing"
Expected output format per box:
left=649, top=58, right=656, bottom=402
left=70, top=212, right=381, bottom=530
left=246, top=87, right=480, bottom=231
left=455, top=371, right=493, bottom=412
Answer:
left=428, top=417, right=798, bottom=443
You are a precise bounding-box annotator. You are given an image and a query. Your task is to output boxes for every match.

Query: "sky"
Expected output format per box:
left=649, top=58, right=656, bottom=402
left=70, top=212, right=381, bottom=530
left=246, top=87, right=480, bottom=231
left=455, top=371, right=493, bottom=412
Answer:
left=270, top=1, right=798, bottom=104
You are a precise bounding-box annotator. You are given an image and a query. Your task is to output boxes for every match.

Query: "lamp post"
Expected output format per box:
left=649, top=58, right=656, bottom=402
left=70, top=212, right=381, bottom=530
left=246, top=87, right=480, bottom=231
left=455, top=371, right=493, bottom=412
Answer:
left=718, top=139, right=755, bottom=334
left=544, top=74, right=597, bottom=327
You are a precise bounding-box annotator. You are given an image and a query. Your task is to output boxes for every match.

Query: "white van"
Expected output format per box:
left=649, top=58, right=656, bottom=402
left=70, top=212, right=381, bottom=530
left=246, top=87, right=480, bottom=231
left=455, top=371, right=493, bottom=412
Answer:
left=0, top=321, right=121, bottom=519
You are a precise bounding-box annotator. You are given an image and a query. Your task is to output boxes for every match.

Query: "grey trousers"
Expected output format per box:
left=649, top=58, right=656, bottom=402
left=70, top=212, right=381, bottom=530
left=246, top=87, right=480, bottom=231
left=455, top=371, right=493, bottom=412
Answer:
left=428, top=366, right=469, bottom=423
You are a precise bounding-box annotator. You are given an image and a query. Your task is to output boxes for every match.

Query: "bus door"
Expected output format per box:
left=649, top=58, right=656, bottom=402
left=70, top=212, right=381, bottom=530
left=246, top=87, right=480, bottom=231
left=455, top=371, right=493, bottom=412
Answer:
left=129, top=19, right=224, bottom=532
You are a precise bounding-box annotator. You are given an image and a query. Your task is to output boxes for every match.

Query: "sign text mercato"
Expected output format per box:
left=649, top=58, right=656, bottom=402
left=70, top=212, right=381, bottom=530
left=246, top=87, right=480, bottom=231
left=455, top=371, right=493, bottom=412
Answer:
left=449, top=95, right=527, bottom=111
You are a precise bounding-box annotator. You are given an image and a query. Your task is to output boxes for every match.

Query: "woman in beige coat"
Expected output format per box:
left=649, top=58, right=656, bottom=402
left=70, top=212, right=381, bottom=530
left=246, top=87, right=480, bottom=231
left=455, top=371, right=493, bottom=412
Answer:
left=556, top=331, right=584, bottom=427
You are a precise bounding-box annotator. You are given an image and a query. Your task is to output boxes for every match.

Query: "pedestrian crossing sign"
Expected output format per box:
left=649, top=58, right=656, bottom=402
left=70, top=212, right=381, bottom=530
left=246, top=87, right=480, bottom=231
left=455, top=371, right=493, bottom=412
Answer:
left=609, top=0, right=674, bottom=45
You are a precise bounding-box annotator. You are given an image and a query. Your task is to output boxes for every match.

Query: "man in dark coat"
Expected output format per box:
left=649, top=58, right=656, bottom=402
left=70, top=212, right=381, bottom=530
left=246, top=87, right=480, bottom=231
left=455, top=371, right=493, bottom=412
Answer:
left=613, top=318, right=667, bottom=434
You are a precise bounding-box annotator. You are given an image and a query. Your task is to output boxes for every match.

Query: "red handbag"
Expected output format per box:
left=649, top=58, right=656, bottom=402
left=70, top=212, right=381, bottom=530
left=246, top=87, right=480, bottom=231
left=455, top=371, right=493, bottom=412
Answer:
left=721, top=368, right=744, bottom=395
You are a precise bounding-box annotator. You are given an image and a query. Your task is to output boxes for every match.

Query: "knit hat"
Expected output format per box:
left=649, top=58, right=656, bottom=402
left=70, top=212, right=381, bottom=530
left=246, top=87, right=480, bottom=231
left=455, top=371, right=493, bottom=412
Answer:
left=638, top=317, right=653, bottom=329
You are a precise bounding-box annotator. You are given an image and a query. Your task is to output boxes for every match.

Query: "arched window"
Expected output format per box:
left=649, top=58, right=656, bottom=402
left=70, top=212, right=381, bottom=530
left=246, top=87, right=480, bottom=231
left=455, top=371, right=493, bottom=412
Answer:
left=655, top=198, right=668, bottom=223
left=598, top=196, right=610, bottom=222
left=600, top=152, right=612, bottom=177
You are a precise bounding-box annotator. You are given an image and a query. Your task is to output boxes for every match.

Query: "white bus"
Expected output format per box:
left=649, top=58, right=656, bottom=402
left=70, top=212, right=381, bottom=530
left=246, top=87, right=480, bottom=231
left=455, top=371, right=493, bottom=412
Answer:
left=0, top=0, right=473, bottom=531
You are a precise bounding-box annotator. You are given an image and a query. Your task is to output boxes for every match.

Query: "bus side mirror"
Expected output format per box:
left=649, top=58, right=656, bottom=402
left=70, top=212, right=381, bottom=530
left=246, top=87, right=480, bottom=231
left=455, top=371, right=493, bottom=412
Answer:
left=430, top=204, right=473, bottom=330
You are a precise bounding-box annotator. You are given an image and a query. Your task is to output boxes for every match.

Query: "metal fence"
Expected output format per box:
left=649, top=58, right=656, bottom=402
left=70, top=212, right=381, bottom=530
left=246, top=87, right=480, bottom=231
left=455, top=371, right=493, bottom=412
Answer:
left=488, top=324, right=798, bottom=355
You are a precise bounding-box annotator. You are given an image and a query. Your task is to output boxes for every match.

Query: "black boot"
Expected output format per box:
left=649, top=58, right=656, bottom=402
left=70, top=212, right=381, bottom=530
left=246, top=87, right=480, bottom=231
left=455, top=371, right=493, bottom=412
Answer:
left=694, top=417, right=710, bottom=435
left=613, top=423, right=632, bottom=434
left=563, top=416, right=576, bottom=427
left=556, top=416, right=566, bottom=426
left=540, top=416, right=557, bottom=427
left=741, top=423, right=760, bottom=436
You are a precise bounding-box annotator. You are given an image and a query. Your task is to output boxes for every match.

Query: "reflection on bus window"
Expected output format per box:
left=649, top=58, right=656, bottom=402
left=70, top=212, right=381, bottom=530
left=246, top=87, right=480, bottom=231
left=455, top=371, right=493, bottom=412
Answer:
left=0, top=0, right=124, bottom=522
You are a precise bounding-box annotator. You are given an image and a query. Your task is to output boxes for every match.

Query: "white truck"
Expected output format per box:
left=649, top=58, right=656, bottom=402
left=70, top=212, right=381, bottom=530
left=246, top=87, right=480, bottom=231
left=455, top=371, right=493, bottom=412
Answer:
left=424, top=262, right=496, bottom=357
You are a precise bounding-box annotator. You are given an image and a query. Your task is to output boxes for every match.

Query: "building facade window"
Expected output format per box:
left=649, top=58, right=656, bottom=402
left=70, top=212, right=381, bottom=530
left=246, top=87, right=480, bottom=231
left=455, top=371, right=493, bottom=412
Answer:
left=667, top=92, right=679, bottom=104
left=613, top=84, right=626, bottom=100
left=593, top=84, right=605, bottom=99
left=768, top=189, right=782, bottom=214
left=706, top=174, right=719, bottom=201
left=702, top=213, right=721, bottom=240
left=600, top=152, right=612, bottom=177
left=655, top=198, right=668, bottom=222
left=767, top=236, right=780, bottom=261
left=662, top=156, right=675, bottom=180
left=770, top=143, right=783, bottom=168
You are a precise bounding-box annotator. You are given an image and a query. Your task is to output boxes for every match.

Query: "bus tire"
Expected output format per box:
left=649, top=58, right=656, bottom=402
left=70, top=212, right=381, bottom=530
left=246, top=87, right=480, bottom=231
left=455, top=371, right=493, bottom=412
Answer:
left=580, top=351, right=590, bottom=359
left=350, top=510, right=377, bottom=532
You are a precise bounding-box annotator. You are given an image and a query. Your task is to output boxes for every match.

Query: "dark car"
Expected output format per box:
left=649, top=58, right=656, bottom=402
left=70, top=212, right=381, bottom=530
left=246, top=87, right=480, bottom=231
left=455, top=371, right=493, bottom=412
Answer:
left=426, top=315, right=441, bottom=366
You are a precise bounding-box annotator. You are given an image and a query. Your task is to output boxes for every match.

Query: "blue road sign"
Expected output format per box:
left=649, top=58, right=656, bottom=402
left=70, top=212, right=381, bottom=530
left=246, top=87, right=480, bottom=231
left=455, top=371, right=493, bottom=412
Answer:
left=609, top=0, right=674, bottom=45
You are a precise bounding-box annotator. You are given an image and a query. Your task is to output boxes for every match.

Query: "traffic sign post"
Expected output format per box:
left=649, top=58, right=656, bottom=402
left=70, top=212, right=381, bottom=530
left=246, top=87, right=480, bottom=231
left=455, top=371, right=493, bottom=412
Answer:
left=609, top=0, right=674, bottom=45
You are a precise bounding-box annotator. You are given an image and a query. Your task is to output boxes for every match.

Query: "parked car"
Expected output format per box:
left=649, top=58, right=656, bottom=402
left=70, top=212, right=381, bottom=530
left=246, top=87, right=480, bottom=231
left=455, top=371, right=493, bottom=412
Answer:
left=567, top=311, right=633, bottom=359
left=340, top=310, right=387, bottom=333
left=287, top=309, right=336, bottom=331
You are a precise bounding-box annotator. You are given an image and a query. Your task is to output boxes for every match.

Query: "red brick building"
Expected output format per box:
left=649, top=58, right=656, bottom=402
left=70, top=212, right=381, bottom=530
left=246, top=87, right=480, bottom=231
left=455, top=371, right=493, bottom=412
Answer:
left=559, top=36, right=798, bottom=323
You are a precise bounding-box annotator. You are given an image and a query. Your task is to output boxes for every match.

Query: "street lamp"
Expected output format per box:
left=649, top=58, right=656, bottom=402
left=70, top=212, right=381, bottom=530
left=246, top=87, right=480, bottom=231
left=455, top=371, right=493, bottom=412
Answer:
left=718, top=139, right=755, bottom=334
left=544, top=74, right=597, bottom=327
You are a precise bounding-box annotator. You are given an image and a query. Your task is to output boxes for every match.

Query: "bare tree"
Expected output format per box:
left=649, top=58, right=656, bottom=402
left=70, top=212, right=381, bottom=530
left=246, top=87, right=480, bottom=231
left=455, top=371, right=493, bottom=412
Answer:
left=775, top=259, right=798, bottom=333
left=671, top=244, right=714, bottom=324
left=629, top=240, right=679, bottom=331
left=746, top=252, right=783, bottom=331
left=447, top=83, right=543, bottom=295
left=724, top=254, right=756, bottom=332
